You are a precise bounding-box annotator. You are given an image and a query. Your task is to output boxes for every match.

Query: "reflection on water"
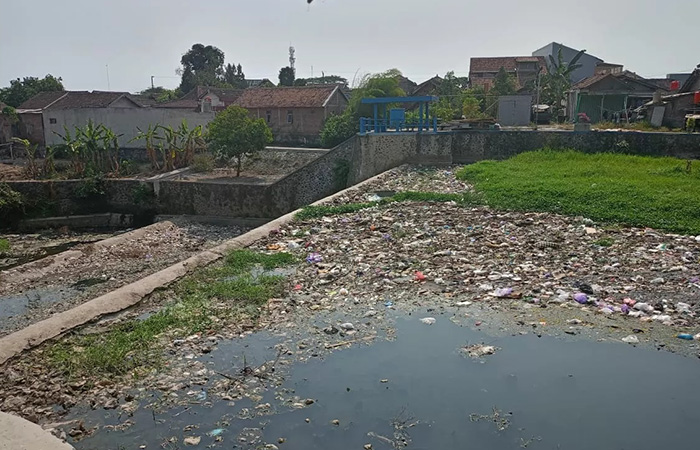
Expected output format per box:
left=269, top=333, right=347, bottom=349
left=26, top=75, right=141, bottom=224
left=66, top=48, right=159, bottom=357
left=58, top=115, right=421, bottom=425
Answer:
left=71, top=315, right=700, bottom=450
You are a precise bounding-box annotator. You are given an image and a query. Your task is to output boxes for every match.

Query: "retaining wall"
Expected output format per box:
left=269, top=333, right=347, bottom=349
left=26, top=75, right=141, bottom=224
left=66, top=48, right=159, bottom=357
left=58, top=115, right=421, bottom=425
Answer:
left=4, top=130, right=700, bottom=225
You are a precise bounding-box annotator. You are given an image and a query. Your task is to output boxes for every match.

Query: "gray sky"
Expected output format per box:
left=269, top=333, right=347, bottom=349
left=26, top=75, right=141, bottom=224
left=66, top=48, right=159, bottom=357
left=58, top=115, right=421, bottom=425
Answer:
left=1, top=0, right=698, bottom=93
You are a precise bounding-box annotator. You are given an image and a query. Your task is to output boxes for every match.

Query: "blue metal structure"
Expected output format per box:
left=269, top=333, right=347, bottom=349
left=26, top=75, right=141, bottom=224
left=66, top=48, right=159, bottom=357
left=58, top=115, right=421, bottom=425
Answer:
left=359, top=96, right=438, bottom=134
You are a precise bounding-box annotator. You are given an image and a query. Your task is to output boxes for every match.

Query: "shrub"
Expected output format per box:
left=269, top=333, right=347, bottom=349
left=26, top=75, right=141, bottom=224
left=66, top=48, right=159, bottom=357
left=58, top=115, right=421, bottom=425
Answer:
left=192, top=153, right=215, bottom=172
left=320, top=112, right=357, bottom=148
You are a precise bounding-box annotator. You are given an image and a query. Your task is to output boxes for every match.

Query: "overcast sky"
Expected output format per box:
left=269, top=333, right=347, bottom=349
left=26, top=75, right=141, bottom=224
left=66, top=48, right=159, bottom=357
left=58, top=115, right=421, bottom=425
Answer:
left=1, top=0, right=698, bottom=93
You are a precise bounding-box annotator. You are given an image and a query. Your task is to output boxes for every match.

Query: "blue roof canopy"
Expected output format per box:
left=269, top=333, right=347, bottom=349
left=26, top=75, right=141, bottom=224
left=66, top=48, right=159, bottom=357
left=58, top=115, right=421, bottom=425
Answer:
left=360, top=96, right=438, bottom=104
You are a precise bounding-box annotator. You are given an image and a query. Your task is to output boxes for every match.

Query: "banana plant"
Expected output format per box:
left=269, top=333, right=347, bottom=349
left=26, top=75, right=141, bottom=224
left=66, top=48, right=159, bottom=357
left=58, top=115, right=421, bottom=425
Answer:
left=177, top=120, right=206, bottom=167
left=131, top=124, right=162, bottom=170
left=156, top=124, right=180, bottom=171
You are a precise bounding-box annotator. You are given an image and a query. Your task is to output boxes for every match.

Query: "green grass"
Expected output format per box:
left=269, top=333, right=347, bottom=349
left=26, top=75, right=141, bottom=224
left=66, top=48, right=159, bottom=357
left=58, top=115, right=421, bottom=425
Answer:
left=457, top=149, right=700, bottom=234
left=592, top=237, right=615, bottom=247
left=47, top=250, right=296, bottom=378
left=295, top=191, right=482, bottom=220
left=0, top=238, right=9, bottom=254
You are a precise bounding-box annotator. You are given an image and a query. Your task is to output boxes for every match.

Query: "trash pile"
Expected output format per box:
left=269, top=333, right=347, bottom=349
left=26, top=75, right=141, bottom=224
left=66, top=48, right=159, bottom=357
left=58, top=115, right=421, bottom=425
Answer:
left=257, top=166, right=700, bottom=336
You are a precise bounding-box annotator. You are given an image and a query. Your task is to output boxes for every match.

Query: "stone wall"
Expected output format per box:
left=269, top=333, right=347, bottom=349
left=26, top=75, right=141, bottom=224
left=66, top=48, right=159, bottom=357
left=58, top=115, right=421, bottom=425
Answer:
left=4, top=130, right=700, bottom=226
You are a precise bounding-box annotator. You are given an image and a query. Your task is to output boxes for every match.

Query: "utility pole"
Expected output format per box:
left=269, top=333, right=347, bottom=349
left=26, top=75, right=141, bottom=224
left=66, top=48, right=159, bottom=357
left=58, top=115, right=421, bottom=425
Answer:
left=151, top=75, right=155, bottom=89
left=106, top=64, right=111, bottom=90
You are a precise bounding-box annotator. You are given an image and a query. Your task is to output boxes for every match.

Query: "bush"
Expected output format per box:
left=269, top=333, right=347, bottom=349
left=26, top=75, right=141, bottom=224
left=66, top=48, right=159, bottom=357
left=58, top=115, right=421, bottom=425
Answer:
left=192, top=153, right=215, bottom=172
left=320, top=112, right=358, bottom=148
left=207, top=106, right=272, bottom=176
left=0, top=183, right=24, bottom=224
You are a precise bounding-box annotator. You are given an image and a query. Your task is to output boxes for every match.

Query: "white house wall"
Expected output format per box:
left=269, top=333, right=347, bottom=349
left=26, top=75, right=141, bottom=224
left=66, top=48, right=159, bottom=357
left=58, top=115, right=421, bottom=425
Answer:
left=43, top=108, right=215, bottom=147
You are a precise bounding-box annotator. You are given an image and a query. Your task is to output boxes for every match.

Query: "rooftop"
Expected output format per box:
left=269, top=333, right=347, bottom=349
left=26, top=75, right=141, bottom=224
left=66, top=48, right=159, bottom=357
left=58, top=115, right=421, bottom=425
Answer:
left=470, top=56, right=547, bottom=73
left=234, top=85, right=344, bottom=109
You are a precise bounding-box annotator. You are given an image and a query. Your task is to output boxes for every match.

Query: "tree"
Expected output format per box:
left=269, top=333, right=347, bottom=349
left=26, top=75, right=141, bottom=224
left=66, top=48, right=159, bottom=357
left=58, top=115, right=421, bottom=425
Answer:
left=178, top=44, right=226, bottom=93
left=279, top=66, right=295, bottom=86
left=224, top=63, right=246, bottom=88
left=295, top=75, right=348, bottom=86
left=350, top=69, right=406, bottom=117
left=0, top=75, right=64, bottom=108
left=140, top=86, right=178, bottom=103
left=541, top=48, right=586, bottom=120
left=491, top=67, right=516, bottom=96
left=207, top=106, right=272, bottom=176
left=320, top=111, right=357, bottom=148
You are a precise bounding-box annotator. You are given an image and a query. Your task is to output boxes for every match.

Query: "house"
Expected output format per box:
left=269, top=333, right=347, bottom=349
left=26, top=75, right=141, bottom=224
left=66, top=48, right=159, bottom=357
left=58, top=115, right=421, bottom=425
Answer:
left=16, top=90, right=213, bottom=148
left=233, top=85, right=348, bottom=145
left=469, top=56, right=546, bottom=91
left=532, top=42, right=604, bottom=83
left=397, top=76, right=417, bottom=96
left=567, top=67, right=671, bottom=123
left=412, top=76, right=443, bottom=97
left=158, top=86, right=244, bottom=112
left=638, top=65, right=700, bottom=128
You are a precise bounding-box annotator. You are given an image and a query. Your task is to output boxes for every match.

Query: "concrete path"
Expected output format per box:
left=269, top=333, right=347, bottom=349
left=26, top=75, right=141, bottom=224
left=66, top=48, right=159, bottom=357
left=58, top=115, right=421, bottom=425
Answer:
left=0, top=411, right=74, bottom=450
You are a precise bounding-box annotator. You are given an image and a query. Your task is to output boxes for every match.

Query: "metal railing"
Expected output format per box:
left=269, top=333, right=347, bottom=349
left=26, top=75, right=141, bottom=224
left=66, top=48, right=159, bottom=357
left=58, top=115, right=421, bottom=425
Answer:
left=359, top=117, right=438, bottom=134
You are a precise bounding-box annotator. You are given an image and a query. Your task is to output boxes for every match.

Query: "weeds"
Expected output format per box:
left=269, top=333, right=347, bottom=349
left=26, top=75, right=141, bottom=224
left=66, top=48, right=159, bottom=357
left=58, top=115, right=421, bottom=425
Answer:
left=0, top=238, right=10, bottom=254
left=295, top=190, right=482, bottom=220
left=47, top=249, right=296, bottom=378
left=457, top=149, right=700, bottom=234
left=593, top=237, right=614, bottom=247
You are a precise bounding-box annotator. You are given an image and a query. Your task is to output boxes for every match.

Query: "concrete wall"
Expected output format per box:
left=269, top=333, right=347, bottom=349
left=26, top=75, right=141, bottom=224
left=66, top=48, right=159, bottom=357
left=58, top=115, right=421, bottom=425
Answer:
left=5, top=130, right=700, bottom=226
left=450, top=130, right=700, bottom=162
left=42, top=108, right=215, bottom=147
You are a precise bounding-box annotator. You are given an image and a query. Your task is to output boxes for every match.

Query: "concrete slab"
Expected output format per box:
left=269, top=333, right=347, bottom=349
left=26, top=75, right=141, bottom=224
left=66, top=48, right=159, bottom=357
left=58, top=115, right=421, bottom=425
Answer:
left=0, top=411, right=74, bottom=450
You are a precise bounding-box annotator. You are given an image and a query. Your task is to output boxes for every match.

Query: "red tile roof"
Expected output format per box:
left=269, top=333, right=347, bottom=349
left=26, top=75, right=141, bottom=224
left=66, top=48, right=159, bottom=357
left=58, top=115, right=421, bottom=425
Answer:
left=234, top=85, right=342, bottom=109
left=16, top=91, right=67, bottom=110
left=18, top=91, right=146, bottom=110
left=470, top=56, right=546, bottom=73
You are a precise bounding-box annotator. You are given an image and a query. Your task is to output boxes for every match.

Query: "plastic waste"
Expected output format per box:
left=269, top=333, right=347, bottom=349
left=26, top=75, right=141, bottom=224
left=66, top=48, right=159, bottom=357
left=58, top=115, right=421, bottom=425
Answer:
left=208, top=428, right=225, bottom=437
left=573, top=293, right=588, bottom=304
left=419, top=317, right=436, bottom=325
left=196, top=390, right=207, bottom=401
left=414, top=271, right=427, bottom=282
left=306, top=253, right=322, bottom=263
left=677, top=333, right=694, bottom=340
left=621, top=335, right=639, bottom=344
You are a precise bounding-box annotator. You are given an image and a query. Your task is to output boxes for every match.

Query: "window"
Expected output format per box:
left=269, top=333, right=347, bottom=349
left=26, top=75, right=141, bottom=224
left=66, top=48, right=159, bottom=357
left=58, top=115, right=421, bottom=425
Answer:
left=266, top=110, right=272, bottom=123
left=49, top=118, right=57, bottom=124
left=287, top=110, right=293, bottom=124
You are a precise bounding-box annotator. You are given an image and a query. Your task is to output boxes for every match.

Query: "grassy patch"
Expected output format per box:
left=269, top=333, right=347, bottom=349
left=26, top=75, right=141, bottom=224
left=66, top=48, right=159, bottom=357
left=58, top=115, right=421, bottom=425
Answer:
left=47, top=250, right=296, bottom=378
left=0, top=238, right=9, bottom=254
left=295, top=191, right=482, bottom=220
left=457, top=149, right=700, bottom=234
left=592, top=237, right=615, bottom=247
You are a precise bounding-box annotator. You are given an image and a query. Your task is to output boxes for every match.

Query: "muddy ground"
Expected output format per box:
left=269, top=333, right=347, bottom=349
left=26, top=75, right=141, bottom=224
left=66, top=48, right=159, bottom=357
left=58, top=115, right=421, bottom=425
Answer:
left=0, top=221, right=249, bottom=337
left=1, top=165, right=700, bottom=446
